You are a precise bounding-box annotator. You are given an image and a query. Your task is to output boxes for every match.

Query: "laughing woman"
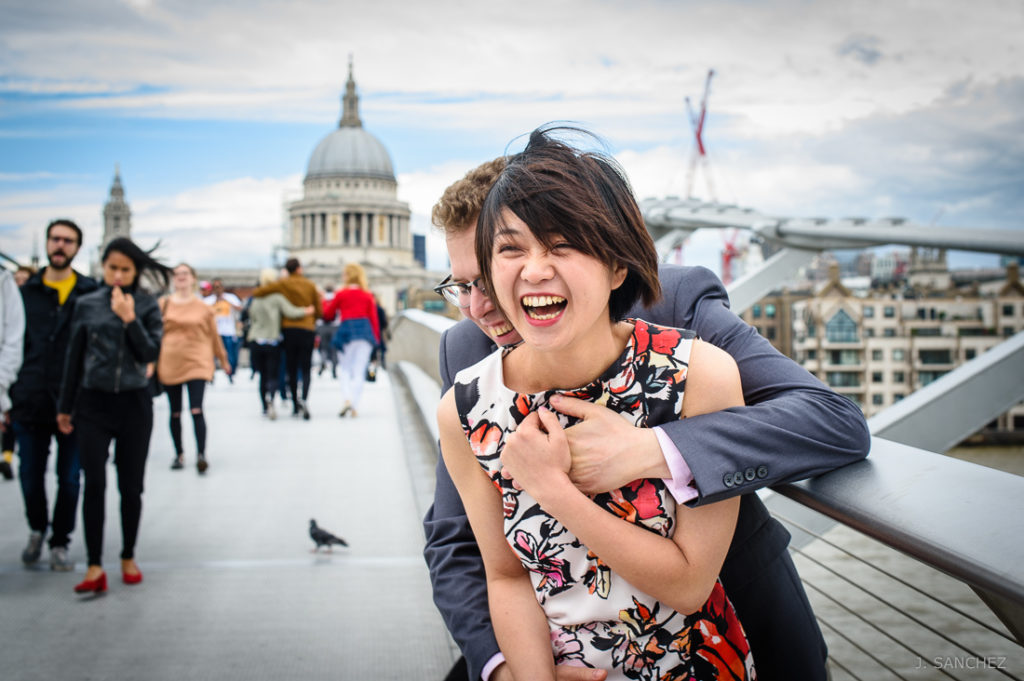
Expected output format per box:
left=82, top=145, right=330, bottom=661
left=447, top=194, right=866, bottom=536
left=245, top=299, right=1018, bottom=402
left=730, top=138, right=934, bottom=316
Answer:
left=57, top=238, right=170, bottom=594
left=437, top=128, right=755, bottom=680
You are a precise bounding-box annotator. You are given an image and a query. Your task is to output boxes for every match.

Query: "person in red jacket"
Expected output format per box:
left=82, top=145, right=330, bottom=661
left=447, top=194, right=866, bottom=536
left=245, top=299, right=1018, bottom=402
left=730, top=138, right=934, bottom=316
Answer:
left=322, top=263, right=379, bottom=418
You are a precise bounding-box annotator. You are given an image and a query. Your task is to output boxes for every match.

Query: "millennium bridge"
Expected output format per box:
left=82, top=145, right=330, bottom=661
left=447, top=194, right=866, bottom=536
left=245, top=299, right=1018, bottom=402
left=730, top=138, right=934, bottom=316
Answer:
left=1, top=205, right=1022, bottom=680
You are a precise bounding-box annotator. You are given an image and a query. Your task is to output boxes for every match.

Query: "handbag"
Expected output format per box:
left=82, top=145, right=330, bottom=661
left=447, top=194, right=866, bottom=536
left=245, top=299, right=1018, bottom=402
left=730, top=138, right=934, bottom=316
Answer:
left=365, top=361, right=377, bottom=383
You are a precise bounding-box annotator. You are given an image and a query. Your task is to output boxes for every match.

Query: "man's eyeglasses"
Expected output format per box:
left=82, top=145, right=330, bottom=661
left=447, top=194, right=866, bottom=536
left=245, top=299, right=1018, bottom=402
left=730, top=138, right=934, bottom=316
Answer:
left=433, top=275, right=487, bottom=309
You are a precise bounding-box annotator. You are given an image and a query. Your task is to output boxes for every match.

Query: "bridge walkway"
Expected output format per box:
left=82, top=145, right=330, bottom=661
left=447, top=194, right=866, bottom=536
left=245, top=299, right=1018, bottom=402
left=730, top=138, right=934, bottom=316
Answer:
left=0, top=368, right=455, bottom=681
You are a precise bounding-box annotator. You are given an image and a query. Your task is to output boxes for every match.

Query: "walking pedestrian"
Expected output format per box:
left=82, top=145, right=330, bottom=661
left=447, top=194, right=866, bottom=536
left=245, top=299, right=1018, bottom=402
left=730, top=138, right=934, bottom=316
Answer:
left=203, top=279, right=242, bottom=382
left=57, top=237, right=170, bottom=593
left=9, top=219, right=97, bottom=571
left=246, top=268, right=314, bottom=419
left=249, top=258, right=320, bottom=420
left=158, top=263, right=230, bottom=473
left=322, top=263, right=379, bottom=418
left=0, top=269, right=25, bottom=482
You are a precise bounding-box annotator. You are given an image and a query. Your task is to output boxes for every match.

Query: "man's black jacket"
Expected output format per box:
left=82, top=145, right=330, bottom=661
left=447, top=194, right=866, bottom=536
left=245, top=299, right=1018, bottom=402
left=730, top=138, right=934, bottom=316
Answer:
left=9, top=268, right=97, bottom=424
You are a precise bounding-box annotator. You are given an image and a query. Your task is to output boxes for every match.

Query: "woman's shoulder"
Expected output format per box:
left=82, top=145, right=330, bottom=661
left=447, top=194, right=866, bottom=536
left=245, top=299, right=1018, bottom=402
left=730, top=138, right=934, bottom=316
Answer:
left=629, top=318, right=697, bottom=363
left=453, top=345, right=504, bottom=385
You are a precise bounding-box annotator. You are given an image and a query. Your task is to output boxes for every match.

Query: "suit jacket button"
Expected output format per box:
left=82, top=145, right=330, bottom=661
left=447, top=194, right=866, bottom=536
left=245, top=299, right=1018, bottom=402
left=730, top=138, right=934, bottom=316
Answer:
left=744, top=467, right=756, bottom=482
left=723, top=473, right=734, bottom=488
left=732, top=472, right=745, bottom=487
left=757, top=465, right=768, bottom=479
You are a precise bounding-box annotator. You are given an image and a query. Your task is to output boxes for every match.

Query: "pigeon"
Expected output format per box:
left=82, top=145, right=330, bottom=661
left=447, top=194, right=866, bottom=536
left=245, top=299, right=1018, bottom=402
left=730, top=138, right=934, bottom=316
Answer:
left=309, top=518, right=348, bottom=552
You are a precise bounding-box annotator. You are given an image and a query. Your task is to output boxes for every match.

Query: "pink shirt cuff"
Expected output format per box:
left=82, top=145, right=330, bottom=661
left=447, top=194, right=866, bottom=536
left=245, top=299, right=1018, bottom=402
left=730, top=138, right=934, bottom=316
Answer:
left=482, top=653, right=506, bottom=681
left=655, top=426, right=698, bottom=505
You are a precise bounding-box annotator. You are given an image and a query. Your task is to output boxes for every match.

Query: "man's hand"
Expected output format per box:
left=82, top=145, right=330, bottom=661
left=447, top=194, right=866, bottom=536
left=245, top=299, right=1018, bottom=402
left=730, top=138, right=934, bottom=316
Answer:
left=500, top=408, right=570, bottom=502
left=56, top=413, right=74, bottom=435
left=110, top=286, right=136, bottom=324
left=548, top=394, right=669, bottom=495
left=491, top=661, right=608, bottom=681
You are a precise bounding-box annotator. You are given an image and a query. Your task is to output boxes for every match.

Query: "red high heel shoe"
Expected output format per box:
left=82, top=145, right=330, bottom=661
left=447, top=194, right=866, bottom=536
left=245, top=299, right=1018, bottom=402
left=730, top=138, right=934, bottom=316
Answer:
left=74, top=571, right=107, bottom=594
left=122, top=567, right=143, bottom=585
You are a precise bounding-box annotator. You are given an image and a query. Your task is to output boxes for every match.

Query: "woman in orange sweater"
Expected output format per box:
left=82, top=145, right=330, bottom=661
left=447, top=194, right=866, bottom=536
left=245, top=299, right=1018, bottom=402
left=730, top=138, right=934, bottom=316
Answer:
left=157, top=263, right=230, bottom=473
left=321, top=263, right=379, bottom=418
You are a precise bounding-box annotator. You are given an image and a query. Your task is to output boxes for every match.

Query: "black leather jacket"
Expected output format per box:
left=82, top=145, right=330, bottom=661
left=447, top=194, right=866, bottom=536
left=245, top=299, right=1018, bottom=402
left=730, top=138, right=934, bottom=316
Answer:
left=9, top=268, right=98, bottom=423
left=58, top=285, right=163, bottom=413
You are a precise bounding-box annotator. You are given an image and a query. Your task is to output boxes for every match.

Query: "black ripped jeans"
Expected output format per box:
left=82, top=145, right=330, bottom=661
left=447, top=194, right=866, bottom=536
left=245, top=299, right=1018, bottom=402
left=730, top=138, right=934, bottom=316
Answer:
left=164, top=379, right=207, bottom=456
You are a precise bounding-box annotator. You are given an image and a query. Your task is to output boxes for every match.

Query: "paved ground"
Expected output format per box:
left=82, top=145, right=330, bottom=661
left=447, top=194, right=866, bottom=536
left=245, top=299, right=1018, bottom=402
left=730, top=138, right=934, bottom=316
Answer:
left=3, top=363, right=1020, bottom=681
left=0, top=367, right=455, bottom=681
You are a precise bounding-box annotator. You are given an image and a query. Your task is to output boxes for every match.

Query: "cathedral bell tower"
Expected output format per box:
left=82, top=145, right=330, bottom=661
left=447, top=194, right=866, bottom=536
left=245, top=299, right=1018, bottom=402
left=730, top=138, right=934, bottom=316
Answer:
left=102, top=164, right=132, bottom=249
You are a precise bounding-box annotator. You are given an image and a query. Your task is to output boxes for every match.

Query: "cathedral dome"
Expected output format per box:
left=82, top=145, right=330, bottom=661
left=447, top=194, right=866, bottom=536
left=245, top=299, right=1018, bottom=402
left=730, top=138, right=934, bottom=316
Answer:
left=306, top=127, right=394, bottom=181
left=304, top=62, right=395, bottom=182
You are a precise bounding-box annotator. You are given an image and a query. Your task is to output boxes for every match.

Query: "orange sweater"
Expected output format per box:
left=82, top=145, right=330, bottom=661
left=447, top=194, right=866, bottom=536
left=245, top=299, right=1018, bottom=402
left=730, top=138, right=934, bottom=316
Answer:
left=157, top=297, right=228, bottom=385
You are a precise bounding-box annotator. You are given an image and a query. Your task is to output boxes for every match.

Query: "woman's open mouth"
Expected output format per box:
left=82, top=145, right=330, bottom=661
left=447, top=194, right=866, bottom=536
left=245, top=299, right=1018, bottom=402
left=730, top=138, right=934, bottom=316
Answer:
left=521, top=295, right=567, bottom=321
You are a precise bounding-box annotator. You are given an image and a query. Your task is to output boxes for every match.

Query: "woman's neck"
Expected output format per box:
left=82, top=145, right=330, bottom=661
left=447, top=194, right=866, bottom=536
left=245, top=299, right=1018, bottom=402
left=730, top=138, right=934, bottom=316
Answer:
left=505, top=320, right=633, bottom=393
left=171, top=289, right=195, bottom=301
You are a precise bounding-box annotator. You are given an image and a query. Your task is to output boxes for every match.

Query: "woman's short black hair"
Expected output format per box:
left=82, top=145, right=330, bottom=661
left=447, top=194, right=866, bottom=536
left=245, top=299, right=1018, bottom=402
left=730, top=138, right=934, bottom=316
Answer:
left=476, top=125, right=660, bottom=322
left=102, top=237, right=172, bottom=291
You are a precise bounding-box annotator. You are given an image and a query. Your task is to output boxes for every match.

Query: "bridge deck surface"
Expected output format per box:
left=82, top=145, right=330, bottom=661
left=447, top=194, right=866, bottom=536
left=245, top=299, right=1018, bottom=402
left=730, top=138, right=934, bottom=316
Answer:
left=0, top=368, right=455, bottom=680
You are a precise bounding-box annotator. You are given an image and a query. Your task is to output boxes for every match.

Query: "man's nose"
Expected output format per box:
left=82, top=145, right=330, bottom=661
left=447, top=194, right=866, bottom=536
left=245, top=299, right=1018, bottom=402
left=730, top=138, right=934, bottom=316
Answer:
left=467, top=284, right=495, bottom=319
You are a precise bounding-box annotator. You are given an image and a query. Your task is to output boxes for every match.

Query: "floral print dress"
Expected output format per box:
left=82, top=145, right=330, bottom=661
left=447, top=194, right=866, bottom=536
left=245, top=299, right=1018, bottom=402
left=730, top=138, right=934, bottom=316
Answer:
left=453, top=319, right=755, bottom=681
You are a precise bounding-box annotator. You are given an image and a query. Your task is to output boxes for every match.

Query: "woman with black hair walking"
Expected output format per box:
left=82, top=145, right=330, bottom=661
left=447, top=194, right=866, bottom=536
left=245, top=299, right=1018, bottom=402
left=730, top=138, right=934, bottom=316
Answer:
left=57, top=237, right=170, bottom=594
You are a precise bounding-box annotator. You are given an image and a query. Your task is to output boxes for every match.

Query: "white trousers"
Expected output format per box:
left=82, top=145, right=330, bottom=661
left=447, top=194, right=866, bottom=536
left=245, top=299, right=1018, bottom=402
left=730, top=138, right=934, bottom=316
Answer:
left=338, top=339, right=374, bottom=409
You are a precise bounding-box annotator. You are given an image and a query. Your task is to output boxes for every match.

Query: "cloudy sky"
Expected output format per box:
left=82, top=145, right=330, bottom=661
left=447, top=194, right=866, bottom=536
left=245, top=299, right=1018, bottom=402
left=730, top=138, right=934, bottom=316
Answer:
left=1, top=0, right=1022, bottom=276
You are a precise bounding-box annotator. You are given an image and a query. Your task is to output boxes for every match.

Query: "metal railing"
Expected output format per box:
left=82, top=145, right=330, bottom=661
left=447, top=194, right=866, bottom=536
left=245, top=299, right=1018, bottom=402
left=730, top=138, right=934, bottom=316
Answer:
left=389, top=309, right=1024, bottom=679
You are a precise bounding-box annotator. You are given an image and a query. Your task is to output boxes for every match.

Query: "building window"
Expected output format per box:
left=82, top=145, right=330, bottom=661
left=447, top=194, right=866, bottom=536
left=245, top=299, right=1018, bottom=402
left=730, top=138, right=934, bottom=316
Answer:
left=807, top=323, right=816, bottom=338
left=826, top=310, right=858, bottom=343
left=864, top=327, right=875, bottom=337
left=893, top=348, right=905, bottom=361
left=1004, top=327, right=1016, bottom=337
left=872, top=371, right=883, bottom=383
left=806, top=349, right=817, bottom=360
left=829, top=349, right=860, bottom=365
left=871, top=349, right=883, bottom=361
left=965, top=348, right=977, bottom=361
left=919, top=349, right=952, bottom=365
left=766, top=326, right=777, bottom=340
left=883, top=328, right=897, bottom=337
left=872, top=394, right=884, bottom=406
left=765, top=303, right=777, bottom=319
left=893, top=371, right=905, bottom=383
left=884, top=306, right=896, bottom=318
left=919, top=370, right=948, bottom=387
left=863, top=306, right=874, bottom=318
left=894, top=393, right=904, bottom=402
left=826, top=372, right=861, bottom=388
left=1002, top=304, right=1015, bottom=316
left=752, top=304, right=762, bottom=319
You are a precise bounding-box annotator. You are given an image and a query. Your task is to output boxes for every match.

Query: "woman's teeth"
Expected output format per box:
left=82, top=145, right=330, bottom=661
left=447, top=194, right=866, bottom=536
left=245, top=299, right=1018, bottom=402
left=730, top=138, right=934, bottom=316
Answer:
left=522, top=295, right=567, bottom=320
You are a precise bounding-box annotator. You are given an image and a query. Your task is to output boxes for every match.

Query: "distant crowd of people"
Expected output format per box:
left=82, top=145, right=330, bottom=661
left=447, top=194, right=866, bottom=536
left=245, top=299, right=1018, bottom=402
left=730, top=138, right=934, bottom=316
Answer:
left=0, top=222, right=387, bottom=595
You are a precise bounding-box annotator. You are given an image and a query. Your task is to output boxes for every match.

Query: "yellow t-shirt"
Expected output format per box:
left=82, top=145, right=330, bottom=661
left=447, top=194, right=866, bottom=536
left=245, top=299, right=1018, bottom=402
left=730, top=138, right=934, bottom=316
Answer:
left=43, top=271, right=77, bottom=305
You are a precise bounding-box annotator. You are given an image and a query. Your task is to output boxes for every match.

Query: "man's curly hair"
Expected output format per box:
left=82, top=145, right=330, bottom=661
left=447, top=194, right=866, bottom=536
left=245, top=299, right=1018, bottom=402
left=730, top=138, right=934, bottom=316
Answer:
left=431, top=157, right=506, bottom=235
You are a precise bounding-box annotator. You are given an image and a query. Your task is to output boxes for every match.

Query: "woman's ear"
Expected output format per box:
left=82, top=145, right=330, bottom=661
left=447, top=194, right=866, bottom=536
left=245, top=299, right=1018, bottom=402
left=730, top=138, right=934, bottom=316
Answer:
left=610, top=264, right=628, bottom=290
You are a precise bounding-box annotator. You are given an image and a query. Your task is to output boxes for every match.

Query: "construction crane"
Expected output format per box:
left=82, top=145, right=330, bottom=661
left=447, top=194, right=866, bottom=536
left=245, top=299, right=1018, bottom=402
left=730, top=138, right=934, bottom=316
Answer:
left=683, top=69, right=745, bottom=283
left=684, top=69, right=717, bottom=202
